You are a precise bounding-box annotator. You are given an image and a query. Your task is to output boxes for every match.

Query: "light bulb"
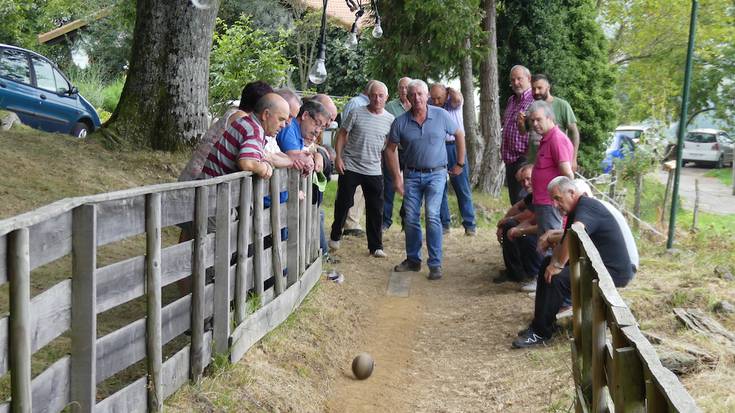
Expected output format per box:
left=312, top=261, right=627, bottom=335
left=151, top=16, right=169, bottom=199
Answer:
left=372, top=20, right=383, bottom=38
left=308, top=57, right=327, bottom=85
left=346, top=31, right=358, bottom=48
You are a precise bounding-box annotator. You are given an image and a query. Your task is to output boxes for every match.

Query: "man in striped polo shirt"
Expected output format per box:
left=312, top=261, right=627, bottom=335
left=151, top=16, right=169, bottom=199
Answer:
left=202, top=93, right=290, bottom=180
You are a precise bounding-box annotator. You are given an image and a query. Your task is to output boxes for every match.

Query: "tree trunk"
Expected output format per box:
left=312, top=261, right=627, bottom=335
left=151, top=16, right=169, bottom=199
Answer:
left=477, top=0, right=504, bottom=195
left=101, top=0, right=219, bottom=151
left=460, top=37, right=484, bottom=186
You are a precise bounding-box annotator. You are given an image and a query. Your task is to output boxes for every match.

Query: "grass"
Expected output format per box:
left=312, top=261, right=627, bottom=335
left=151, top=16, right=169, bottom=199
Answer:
left=705, top=166, right=734, bottom=187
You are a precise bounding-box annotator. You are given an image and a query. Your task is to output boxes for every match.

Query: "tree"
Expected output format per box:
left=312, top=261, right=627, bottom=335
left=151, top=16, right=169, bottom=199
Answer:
left=460, top=37, right=484, bottom=185
left=100, top=0, right=219, bottom=150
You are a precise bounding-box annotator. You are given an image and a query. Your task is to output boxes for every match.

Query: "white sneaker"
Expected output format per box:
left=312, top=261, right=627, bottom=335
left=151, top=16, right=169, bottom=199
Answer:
left=371, top=249, right=387, bottom=258
left=328, top=239, right=340, bottom=251
left=520, top=280, right=537, bottom=292
left=556, top=306, right=573, bottom=320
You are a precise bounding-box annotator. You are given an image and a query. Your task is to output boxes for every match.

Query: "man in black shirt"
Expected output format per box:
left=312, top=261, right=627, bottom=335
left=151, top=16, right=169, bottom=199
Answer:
left=513, top=176, right=636, bottom=349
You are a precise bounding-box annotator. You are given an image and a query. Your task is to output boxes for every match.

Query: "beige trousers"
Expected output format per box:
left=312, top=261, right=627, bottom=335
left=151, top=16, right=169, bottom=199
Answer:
left=344, top=186, right=364, bottom=230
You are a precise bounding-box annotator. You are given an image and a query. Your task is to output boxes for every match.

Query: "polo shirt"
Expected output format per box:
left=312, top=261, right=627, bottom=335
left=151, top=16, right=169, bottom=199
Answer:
left=389, top=106, right=458, bottom=170
left=531, top=125, right=573, bottom=205
left=275, top=118, right=303, bottom=152
left=385, top=98, right=408, bottom=118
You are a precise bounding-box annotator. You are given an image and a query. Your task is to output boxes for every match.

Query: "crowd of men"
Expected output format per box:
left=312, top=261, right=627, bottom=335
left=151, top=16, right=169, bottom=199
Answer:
left=181, top=65, right=638, bottom=350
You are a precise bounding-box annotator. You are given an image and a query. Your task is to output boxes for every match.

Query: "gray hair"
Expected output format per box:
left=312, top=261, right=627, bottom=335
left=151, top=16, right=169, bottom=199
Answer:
left=527, top=100, right=556, bottom=122
left=510, top=65, right=531, bottom=78
left=398, top=77, right=412, bottom=87
left=297, top=99, right=330, bottom=120
left=407, top=79, right=428, bottom=94
left=547, top=175, right=577, bottom=194
left=275, top=87, right=302, bottom=106
left=368, top=80, right=388, bottom=94
left=573, top=179, right=593, bottom=197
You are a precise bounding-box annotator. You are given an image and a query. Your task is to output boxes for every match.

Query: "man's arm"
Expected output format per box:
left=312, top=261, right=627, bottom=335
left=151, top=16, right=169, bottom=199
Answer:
left=385, top=142, right=403, bottom=195
left=265, top=152, right=294, bottom=168
left=333, top=128, right=348, bottom=174
left=558, top=161, right=573, bottom=179
left=238, top=158, right=272, bottom=179
left=447, top=87, right=464, bottom=109
left=449, top=129, right=466, bottom=176
left=567, top=123, right=580, bottom=171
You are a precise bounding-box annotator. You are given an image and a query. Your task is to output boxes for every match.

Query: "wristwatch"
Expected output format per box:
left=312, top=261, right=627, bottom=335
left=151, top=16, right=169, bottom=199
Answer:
left=456, top=162, right=465, bottom=168
left=552, top=260, right=565, bottom=270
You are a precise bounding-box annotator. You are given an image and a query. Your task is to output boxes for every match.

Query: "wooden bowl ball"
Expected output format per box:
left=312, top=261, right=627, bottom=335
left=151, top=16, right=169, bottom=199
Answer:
left=351, top=353, right=374, bottom=380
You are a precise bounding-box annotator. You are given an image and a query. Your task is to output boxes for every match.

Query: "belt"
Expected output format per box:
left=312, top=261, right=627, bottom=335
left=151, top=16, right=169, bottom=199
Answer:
left=406, top=166, right=446, bottom=173
left=445, top=141, right=456, bottom=145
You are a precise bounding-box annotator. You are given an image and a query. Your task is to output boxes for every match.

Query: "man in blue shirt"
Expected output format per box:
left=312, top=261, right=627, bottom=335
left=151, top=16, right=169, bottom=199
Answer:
left=385, top=80, right=466, bottom=280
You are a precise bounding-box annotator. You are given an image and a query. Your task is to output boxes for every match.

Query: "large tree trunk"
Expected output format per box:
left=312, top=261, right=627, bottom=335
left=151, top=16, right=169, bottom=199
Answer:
left=101, top=0, right=219, bottom=151
left=477, top=0, right=504, bottom=195
left=460, top=37, right=484, bottom=186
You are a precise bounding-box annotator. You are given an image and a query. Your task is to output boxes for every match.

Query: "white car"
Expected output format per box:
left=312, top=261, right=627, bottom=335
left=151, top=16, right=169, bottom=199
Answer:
left=682, top=128, right=734, bottom=168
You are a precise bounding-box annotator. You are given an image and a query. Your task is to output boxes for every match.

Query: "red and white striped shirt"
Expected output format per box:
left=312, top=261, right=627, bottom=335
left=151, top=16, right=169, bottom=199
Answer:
left=201, top=114, right=265, bottom=178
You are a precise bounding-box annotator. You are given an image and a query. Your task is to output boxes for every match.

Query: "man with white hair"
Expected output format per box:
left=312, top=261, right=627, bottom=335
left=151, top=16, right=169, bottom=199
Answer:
left=502, top=65, right=535, bottom=205
left=329, top=81, right=394, bottom=257
left=385, top=79, right=465, bottom=280
left=513, top=176, right=637, bottom=349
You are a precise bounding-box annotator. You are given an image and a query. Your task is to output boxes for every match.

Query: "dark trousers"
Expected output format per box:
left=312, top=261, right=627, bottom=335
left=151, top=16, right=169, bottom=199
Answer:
left=501, top=220, right=542, bottom=282
left=530, top=257, right=571, bottom=339
left=505, top=157, right=527, bottom=205
left=383, top=151, right=405, bottom=229
left=331, top=170, right=384, bottom=252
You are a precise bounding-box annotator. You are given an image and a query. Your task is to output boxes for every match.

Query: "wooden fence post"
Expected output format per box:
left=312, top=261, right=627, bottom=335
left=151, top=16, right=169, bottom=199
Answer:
left=614, top=347, right=645, bottom=413
left=9, top=228, right=31, bottom=413
left=235, top=177, right=252, bottom=324
left=190, top=185, right=208, bottom=382
left=253, top=178, right=266, bottom=297
left=645, top=378, right=668, bottom=412
left=298, top=175, right=307, bottom=276
left=71, top=204, right=97, bottom=413
left=270, top=171, right=285, bottom=296
left=579, top=252, right=594, bottom=405
left=286, top=169, right=300, bottom=286
left=305, top=174, right=313, bottom=264
left=213, top=182, right=232, bottom=355
left=591, top=280, right=608, bottom=413
left=145, top=193, right=163, bottom=412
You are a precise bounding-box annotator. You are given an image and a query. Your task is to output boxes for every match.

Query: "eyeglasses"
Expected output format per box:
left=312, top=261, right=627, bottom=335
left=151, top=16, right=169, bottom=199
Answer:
left=307, top=112, right=328, bottom=130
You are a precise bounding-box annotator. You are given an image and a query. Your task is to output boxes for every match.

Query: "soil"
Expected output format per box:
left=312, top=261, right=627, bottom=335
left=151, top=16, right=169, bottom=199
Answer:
left=656, top=165, right=735, bottom=215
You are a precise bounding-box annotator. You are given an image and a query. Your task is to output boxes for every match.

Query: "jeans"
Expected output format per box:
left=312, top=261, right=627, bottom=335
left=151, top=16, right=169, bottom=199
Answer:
left=330, top=170, right=384, bottom=252
left=500, top=219, right=542, bottom=281
left=440, top=142, right=476, bottom=230
left=403, top=168, right=445, bottom=268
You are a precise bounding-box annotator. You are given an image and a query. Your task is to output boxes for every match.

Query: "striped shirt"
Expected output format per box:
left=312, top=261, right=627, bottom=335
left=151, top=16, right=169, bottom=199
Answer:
left=501, top=88, right=534, bottom=164
left=201, top=114, right=265, bottom=178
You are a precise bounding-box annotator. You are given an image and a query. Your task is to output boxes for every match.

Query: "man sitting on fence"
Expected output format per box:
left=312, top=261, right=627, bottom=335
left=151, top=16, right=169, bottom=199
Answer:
left=512, top=176, right=637, bottom=349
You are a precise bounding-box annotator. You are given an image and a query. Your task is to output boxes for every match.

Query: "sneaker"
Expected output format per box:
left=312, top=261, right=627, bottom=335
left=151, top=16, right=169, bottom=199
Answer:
left=520, top=280, right=537, bottom=292
left=328, top=239, right=340, bottom=251
left=512, top=329, right=549, bottom=349
left=428, top=266, right=443, bottom=280
left=371, top=249, right=387, bottom=258
left=342, top=228, right=365, bottom=237
left=465, top=227, right=477, bottom=236
left=556, top=306, right=573, bottom=320
left=517, top=325, right=532, bottom=337
left=527, top=292, right=536, bottom=298
left=394, top=259, right=421, bottom=272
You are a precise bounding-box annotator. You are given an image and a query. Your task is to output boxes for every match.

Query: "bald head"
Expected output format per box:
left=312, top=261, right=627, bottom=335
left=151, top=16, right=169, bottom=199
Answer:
left=256, top=93, right=291, bottom=137
left=312, top=93, right=338, bottom=122
left=275, top=88, right=302, bottom=122
left=429, top=83, right=447, bottom=107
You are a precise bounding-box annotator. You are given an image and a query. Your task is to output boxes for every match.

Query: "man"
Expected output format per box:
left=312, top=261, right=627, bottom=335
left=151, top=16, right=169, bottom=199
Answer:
left=493, top=163, right=542, bottom=284
left=313, top=93, right=338, bottom=124
left=382, top=77, right=411, bottom=231
left=385, top=80, right=465, bottom=280
left=512, top=176, right=637, bottom=349
left=522, top=100, right=574, bottom=293
left=275, top=99, right=331, bottom=173
left=527, top=74, right=580, bottom=170
left=502, top=65, right=535, bottom=205
left=329, top=81, right=394, bottom=258
left=275, top=87, right=302, bottom=126
left=202, top=93, right=290, bottom=180
left=430, top=83, right=477, bottom=236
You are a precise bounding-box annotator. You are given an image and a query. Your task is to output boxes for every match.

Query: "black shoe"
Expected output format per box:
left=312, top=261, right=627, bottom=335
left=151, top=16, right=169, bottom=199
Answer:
left=465, top=227, right=477, bottom=236
left=492, top=270, right=510, bottom=284
left=512, top=329, right=549, bottom=349
left=517, top=326, right=532, bottom=337
left=394, top=259, right=421, bottom=272
left=342, top=228, right=365, bottom=237
left=428, top=266, right=443, bottom=280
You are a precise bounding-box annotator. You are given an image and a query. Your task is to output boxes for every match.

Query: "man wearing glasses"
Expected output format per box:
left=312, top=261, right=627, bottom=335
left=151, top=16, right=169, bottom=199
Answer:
left=276, top=99, right=332, bottom=173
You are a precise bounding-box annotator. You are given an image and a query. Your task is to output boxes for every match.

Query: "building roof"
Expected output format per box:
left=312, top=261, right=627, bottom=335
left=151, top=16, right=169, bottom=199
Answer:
left=38, top=7, right=112, bottom=45
left=299, top=0, right=373, bottom=28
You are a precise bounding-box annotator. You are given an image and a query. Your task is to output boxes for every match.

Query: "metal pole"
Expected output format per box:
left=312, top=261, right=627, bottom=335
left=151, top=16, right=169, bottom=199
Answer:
left=667, top=0, right=698, bottom=249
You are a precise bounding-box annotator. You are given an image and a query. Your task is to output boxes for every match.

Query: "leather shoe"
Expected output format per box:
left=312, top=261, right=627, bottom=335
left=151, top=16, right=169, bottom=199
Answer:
left=428, top=266, right=443, bottom=280
left=394, top=259, right=421, bottom=272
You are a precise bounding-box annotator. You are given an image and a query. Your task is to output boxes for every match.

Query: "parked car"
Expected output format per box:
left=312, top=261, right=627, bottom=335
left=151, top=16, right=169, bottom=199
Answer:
left=682, top=128, right=734, bottom=168
left=0, top=43, right=101, bottom=138
left=601, top=125, right=648, bottom=173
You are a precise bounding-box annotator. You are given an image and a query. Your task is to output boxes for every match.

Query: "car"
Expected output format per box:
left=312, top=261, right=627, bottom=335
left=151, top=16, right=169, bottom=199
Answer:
left=600, top=125, right=648, bottom=173
left=0, top=43, right=101, bottom=138
left=682, top=128, right=734, bottom=168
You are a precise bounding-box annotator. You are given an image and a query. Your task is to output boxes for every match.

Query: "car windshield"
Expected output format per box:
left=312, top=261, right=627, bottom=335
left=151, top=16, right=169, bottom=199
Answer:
left=614, top=130, right=642, bottom=141
left=685, top=133, right=716, bottom=143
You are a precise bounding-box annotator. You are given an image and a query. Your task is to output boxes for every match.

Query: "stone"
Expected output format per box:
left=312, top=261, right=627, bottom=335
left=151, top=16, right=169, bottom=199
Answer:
left=713, top=301, right=735, bottom=314
left=713, top=265, right=734, bottom=281
left=0, top=111, right=22, bottom=130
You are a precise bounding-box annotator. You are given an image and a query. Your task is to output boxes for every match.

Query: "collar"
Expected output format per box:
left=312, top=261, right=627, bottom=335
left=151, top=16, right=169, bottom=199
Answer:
left=541, top=125, right=560, bottom=141
left=513, top=88, right=532, bottom=103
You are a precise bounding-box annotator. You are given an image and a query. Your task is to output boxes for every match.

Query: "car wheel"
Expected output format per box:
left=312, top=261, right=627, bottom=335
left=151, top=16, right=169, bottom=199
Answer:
left=71, top=122, right=90, bottom=139
left=714, top=155, right=724, bottom=169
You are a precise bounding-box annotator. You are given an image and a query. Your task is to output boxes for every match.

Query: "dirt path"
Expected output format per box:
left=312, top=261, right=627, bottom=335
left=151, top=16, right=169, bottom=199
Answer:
left=656, top=166, right=735, bottom=215
left=325, top=228, right=574, bottom=412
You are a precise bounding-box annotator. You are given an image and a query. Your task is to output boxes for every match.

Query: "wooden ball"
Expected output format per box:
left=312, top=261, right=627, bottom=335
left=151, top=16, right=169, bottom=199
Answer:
left=351, top=353, right=374, bottom=380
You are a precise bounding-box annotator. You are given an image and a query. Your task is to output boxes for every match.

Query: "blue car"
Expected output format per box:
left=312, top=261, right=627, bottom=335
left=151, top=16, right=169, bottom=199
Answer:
left=0, top=43, right=101, bottom=138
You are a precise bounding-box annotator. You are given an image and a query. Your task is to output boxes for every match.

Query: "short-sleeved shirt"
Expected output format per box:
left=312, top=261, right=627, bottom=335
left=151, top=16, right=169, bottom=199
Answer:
left=275, top=118, right=303, bottom=152
left=342, top=106, right=394, bottom=176
left=389, top=106, right=458, bottom=169
left=341, top=93, right=369, bottom=123
left=551, top=97, right=577, bottom=135
left=501, top=88, right=534, bottom=164
left=385, top=98, right=409, bottom=118
left=566, top=196, right=634, bottom=284
left=202, top=114, right=265, bottom=178
left=442, top=99, right=464, bottom=143
left=599, top=199, right=639, bottom=271
left=532, top=125, right=574, bottom=205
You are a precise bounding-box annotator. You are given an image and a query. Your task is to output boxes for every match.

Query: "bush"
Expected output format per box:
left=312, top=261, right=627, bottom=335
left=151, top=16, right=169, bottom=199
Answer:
left=65, top=64, right=125, bottom=114
left=101, top=77, right=125, bottom=113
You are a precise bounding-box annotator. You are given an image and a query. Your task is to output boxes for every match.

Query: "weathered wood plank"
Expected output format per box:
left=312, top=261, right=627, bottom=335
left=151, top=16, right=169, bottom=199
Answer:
left=145, top=193, right=163, bottom=412
left=94, top=376, right=146, bottom=413
left=71, top=203, right=97, bottom=413
left=31, top=355, right=70, bottom=413
left=161, top=187, right=195, bottom=228
left=305, top=174, right=313, bottom=263
left=613, top=347, right=645, bottom=413
left=190, top=185, right=208, bottom=383
left=235, top=176, right=253, bottom=325
left=28, top=210, right=72, bottom=271
left=591, top=280, right=608, bottom=413
left=96, top=196, right=145, bottom=247
left=270, top=173, right=285, bottom=296
left=0, top=317, right=6, bottom=375
left=579, top=255, right=593, bottom=404
left=298, top=176, right=307, bottom=276
left=0, top=235, right=6, bottom=285
left=286, top=169, right=300, bottom=286
left=213, top=182, right=232, bottom=356
left=645, top=378, right=668, bottom=413
left=9, top=228, right=32, bottom=412
left=253, top=178, right=266, bottom=297
left=230, top=257, right=322, bottom=363
left=161, top=345, right=189, bottom=400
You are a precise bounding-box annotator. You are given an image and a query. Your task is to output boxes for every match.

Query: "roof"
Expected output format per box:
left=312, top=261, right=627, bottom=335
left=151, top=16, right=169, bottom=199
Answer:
left=299, top=0, right=373, bottom=28
left=688, top=128, right=721, bottom=134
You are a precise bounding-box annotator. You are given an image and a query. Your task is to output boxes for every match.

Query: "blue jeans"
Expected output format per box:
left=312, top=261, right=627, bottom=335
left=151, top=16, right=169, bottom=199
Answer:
left=403, top=169, right=445, bottom=268
left=440, top=143, right=476, bottom=230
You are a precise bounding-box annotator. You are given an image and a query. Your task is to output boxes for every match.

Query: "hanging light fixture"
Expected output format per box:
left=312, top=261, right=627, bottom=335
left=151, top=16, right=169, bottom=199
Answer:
left=308, top=0, right=329, bottom=85
left=345, top=2, right=364, bottom=48
left=370, top=0, right=382, bottom=38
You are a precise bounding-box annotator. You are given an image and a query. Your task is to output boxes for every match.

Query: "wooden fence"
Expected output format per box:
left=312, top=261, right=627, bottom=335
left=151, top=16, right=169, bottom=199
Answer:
left=568, top=223, right=700, bottom=412
left=0, top=168, right=322, bottom=412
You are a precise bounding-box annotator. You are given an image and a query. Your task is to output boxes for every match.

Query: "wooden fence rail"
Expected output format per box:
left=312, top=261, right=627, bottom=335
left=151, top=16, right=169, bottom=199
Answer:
left=0, top=168, right=322, bottom=412
left=568, top=223, right=700, bottom=412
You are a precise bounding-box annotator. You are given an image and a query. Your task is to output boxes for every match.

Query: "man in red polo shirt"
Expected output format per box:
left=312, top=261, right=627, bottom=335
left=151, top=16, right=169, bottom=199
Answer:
left=522, top=100, right=574, bottom=293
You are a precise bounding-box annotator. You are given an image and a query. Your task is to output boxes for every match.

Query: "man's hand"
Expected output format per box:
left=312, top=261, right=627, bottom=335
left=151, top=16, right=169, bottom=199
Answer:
left=517, top=111, right=527, bottom=133
left=544, top=263, right=562, bottom=284
left=313, top=152, right=324, bottom=173
left=335, top=156, right=345, bottom=175
left=449, top=164, right=463, bottom=176
left=507, top=226, right=522, bottom=241
left=496, top=226, right=504, bottom=244
left=394, top=177, right=404, bottom=196
left=258, top=161, right=273, bottom=179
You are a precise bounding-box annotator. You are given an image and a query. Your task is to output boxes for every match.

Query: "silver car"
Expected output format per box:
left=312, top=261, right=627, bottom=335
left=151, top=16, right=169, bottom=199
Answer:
left=682, top=128, right=734, bottom=168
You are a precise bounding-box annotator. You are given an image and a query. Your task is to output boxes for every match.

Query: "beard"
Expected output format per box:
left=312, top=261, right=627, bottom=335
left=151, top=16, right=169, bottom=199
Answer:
left=533, top=92, right=548, bottom=101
